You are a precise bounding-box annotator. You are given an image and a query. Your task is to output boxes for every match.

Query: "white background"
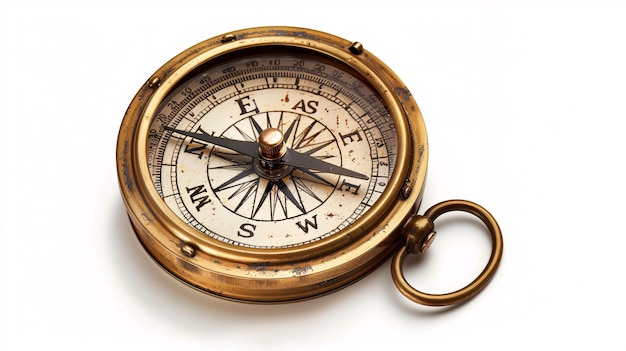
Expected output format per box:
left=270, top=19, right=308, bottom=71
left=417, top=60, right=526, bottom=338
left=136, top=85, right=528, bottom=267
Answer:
left=1, top=1, right=625, bottom=349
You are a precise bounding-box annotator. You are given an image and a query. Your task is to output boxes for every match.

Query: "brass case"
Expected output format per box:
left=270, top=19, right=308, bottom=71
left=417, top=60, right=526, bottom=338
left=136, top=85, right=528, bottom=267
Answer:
left=116, top=27, right=428, bottom=302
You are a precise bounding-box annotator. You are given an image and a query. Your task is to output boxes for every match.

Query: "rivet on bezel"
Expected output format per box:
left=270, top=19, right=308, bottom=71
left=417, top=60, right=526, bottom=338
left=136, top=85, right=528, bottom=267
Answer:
left=148, top=77, right=161, bottom=88
left=349, top=42, right=364, bottom=55
left=221, top=34, right=237, bottom=43
left=181, top=243, right=196, bottom=258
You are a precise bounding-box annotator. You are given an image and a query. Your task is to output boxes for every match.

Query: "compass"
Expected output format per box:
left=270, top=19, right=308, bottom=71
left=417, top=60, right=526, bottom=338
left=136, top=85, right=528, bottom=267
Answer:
left=116, top=27, right=503, bottom=306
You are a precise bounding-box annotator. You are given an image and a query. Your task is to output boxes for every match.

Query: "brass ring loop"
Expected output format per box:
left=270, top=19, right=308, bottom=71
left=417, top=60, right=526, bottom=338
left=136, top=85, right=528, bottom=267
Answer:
left=391, top=200, right=503, bottom=306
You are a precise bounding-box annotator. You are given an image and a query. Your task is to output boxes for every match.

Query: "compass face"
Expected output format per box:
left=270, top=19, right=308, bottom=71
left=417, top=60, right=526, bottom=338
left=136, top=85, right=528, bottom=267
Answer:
left=146, top=51, right=398, bottom=249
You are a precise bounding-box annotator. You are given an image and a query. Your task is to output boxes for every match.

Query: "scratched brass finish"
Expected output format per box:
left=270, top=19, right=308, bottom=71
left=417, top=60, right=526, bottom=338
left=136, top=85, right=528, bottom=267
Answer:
left=116, top=27, right=427, bottom=302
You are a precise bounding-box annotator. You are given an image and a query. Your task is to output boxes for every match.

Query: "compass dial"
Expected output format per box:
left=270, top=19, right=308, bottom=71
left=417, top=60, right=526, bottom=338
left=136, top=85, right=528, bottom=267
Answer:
left=147, top=52, right=397, bottom=249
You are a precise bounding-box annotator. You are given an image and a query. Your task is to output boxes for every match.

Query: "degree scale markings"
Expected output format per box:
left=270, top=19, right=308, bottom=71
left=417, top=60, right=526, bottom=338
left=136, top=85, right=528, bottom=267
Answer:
left=147, top=53, right=397, bottom=248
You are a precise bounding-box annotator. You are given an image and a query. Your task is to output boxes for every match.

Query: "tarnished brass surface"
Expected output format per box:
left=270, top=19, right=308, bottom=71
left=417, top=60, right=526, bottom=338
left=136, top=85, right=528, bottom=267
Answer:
left=116, top=27, right=428, bottom=303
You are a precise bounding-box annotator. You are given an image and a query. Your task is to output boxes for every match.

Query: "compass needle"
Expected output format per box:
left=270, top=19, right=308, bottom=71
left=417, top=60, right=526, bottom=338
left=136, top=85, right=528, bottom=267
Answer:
left=166, top=125, right=368, bottom=180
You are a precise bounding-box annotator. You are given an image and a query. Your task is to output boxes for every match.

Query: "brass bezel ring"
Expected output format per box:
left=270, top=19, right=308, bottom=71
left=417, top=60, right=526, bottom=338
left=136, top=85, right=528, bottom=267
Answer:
left=132, top=31, right=417, bottom=262
left=391, top=200, right=503, bottom=306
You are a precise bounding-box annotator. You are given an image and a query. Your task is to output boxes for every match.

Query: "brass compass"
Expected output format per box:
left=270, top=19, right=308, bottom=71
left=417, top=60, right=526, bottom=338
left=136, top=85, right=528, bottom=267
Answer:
left=116, top=26, right=503, bottom=306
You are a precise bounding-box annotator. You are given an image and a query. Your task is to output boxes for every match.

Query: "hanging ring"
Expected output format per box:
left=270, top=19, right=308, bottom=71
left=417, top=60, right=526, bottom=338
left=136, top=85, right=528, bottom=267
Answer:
left=391, top=199, right=503, bottom=306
